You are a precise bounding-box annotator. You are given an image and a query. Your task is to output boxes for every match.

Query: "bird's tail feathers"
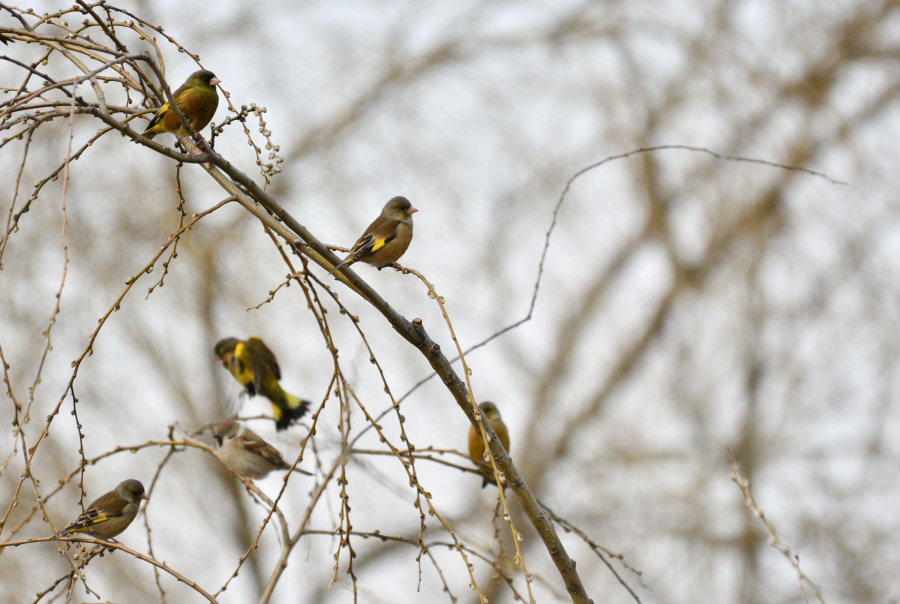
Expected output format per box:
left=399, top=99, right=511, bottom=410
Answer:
left=272, top=392, right=311, bottom=431
left=327, top=257, right=352, bottom=276
left=60, top=524, right=84, bottom=536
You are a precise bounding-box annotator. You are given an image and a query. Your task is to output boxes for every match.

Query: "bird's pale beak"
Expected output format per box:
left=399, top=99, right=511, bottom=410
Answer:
left=408, top=206, right=418, bottom=214
left=140, top=493, right=150, bottom=501
left=210, top=77, right=221, bottom=86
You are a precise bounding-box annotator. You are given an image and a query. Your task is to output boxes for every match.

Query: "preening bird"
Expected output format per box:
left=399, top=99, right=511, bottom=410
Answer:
left=213, top=419, right=311, bottom=486
left=59, top=479, right=148, bottom=542
left=467, top=402, right=511, bottom=488
left=143, top=70, right=220, bottom=141
left=329, top=196, right=417, bottom=275
left=214, top=336, right=310, bottom=431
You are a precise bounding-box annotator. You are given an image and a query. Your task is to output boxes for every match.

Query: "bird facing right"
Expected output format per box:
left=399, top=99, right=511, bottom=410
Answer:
left=329, top=196, right=417, bottom=274
left=59, top=479, right=148, bottom=542
left=143, top=69, right=220, bottom=141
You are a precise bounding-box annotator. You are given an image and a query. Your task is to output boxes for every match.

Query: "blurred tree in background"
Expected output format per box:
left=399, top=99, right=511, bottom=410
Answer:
left=1, top=1, right=898, bottom=602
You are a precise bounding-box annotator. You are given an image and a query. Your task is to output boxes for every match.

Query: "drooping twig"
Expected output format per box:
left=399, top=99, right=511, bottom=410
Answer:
left=728, top=450, right=826, bottom=604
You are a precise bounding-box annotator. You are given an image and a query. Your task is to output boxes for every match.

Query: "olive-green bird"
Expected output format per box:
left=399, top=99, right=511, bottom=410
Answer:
left=329, top=196, right=417, bottom=275
left=59, top=479, right=148, bottom=542
left=214, top=336, right=310, bottom=431
left=467, top=402, right=511, bottom=488
left=143, top=70, right=220, bottom=140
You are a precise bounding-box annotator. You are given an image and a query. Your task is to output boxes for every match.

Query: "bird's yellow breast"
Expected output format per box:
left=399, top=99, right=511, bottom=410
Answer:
left=230, top=342, right=256, bottom=387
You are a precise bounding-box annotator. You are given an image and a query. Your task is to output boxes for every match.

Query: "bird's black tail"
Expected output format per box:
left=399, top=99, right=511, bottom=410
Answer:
left=273, top=392, right=311, bottom=431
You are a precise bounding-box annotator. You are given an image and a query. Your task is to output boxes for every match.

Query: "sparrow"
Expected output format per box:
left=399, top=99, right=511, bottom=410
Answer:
left=213, top=419, right=311, bottom=486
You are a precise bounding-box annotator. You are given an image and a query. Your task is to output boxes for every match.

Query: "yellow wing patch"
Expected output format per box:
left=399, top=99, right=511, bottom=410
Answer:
left=145, top=102, right=172, bottom=131
left=368, top=236, right=388, bottom=253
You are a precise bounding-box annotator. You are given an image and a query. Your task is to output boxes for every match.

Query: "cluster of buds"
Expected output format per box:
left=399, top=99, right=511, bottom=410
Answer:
left=213, top=103, right=284, bottom=178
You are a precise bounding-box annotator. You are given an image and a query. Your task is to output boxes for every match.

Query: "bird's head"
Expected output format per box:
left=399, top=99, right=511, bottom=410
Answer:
left=214, top=337, right=239, bottom=362
left=213, top=419, right=239, bottom=446
left=117, top=479, right=149, bottom=503
left=189, top=69, right=221, bottom=87
left=383, top=196, right=418, bottom=221
left=479, top=402, right=502, bottom=421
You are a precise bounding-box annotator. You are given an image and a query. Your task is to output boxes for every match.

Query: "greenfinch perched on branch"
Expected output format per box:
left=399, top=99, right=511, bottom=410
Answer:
left=467, top=402, right=511, bottom=488
left=213, top=419, right=312, bottom=486
left=329, top=196, right=417, bottom=275
left=59, top=479, right=147, bottom=542
left=143, top=70, right=219, bottom=140
left=214, top=336, right=310, bottom=431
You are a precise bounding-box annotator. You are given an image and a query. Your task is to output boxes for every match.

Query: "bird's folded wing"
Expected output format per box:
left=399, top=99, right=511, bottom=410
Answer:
left=145, top=102, right=171, bottom=130
left=243, top=434, right=288, bottom=468
left=246, top=336, right=281, bottom=381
